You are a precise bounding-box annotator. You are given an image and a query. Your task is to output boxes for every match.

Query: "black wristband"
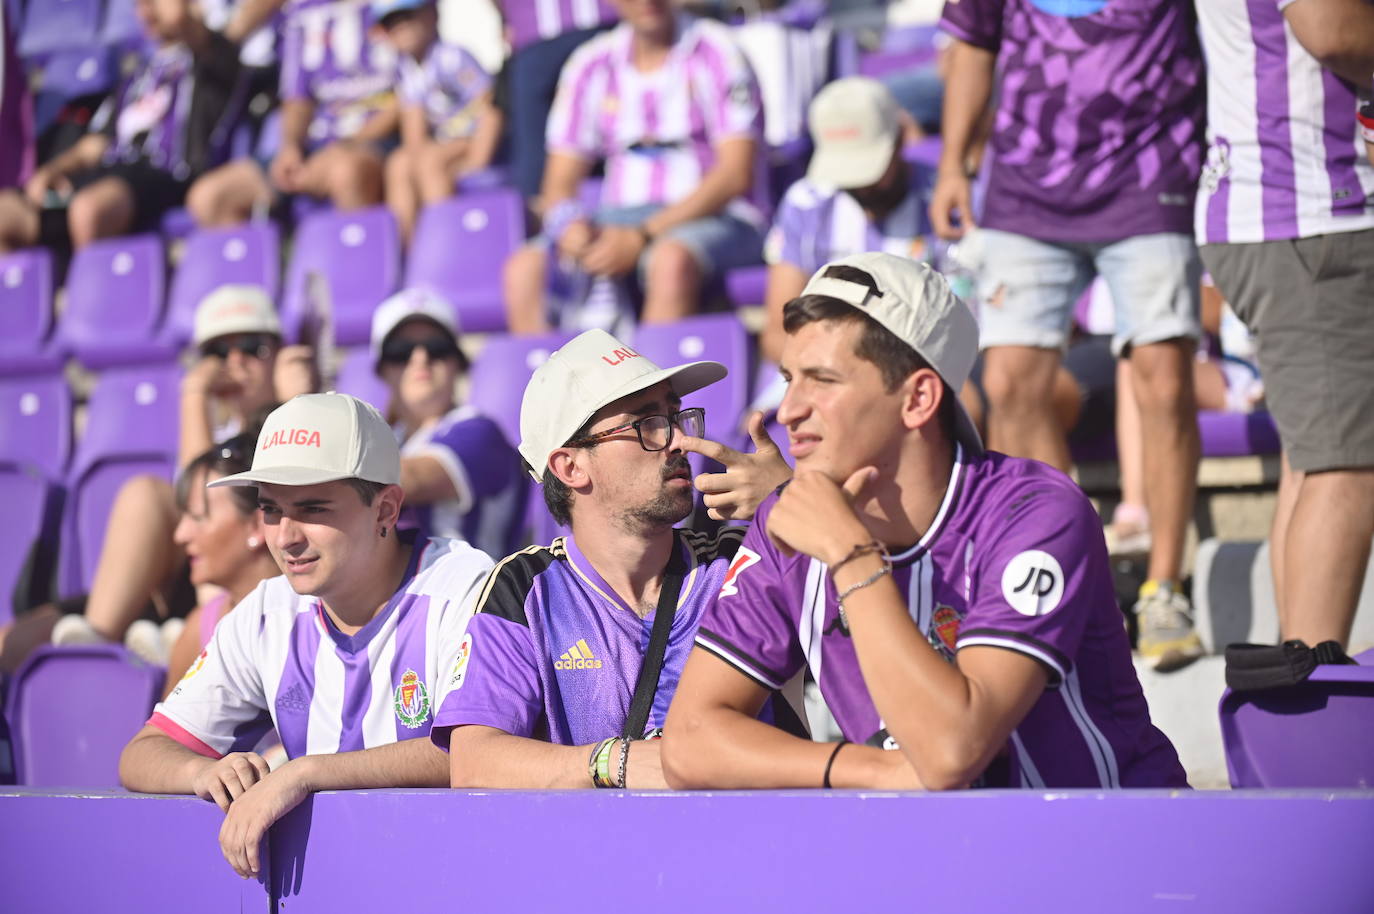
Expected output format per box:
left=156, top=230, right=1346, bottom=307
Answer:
left=822, top=740, right=850, bottom=789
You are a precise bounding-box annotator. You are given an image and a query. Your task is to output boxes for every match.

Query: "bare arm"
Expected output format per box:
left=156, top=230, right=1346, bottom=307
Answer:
left=400, top=105, right=431, bottom=150
left=399, top=454, right=459, bottom=505
left=460, top=95, right=502, bottom=174
left=277, top=98, right=313, bottom=155
left=1283, top=0, right=1374, bottom=86
left=760, top=261, right=808, bottom=365
left=641, top=137, right=755, bottom=238
left=930, top=39, right=996, bottom=239
left=163, top=606, right=205, bottom=698
left=41, top=133, right=109, bottom=178
left=120, top=725, right=221, bottom=794
left=662, top=649, right=921, bottom=789
left=539, top=150, right=594, bottom=209
left=178, top=357, right=224, bottom=470
left=449, top=725, right=666, bottom=789
left=224, top=0, right=285, bottom=44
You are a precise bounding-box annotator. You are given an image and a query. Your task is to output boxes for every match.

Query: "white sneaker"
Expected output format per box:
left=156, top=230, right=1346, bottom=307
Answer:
left=124, top=619, right=169, bottom=666
left=50, top=614, right=113, bottom=646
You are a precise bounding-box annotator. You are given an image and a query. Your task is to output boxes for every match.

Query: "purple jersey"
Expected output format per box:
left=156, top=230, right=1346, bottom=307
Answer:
left=1194, top=0, right=1374, bottom=243
left=397, top=42, right=490, bottom=142
left=396, top=406, right=527, bottom=560
left=93, top=31, right=242, bottom=177
left=546, top=15, right=766, bottom=225
left=279, top=0, right=397, bottom=149
left=431, top=528, right=745, bottom=749
left=697, top=446, right=1187, bottom=788
left=500, top=0, right=616, bottom=53
left=764, top=163, right=936, bottom=274
left=939, top=0, right=1204, bottom=243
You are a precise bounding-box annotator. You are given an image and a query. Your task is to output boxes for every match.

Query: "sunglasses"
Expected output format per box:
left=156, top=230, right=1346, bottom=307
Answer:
left=380, top=336, right=463, bottom=366
left=202, top=334, right=277, bottom=360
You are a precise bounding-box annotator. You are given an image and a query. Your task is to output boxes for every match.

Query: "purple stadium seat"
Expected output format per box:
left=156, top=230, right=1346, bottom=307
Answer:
left=405, top=189, right=525, bottom=333
left=455, top=166, right=511, bottom=192
left=5, top=645, right=164, bottom=786
left=0, top=372, right=72, bottom=479
left=1198, top=410, right=1281, bottom=458
left=165, top=223, right=281, bottom=346
left=332, top=345, right=391, bottom=414
left=0, top=247, right=61, bottom=374
left=0, top=470, right=62, bottom=628
left=17, top=0, right=101, bottom=57
left=834, top=25, right=940, bottom=80
left=1219, top=653, right=1374, bottom=788
left=31, top=46, right=117, bottom=131
left=903, top=136, right=942, bottom=170
left=724, top=265, right=768, bottom=308
left=633, top=315, right=752, bottom=450
left=467, top=331, right=573, bottom=449
left=59, top=233, right=175, bottom=368
left=58, top=363, right=180, bottom=597
left=99, top=0, right=144, bottom=49
left=281, top=206, right=400, bottom=346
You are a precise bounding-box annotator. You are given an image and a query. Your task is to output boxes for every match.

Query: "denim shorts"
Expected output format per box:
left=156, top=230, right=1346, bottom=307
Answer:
left=971, top=229, right=1201, bottom=356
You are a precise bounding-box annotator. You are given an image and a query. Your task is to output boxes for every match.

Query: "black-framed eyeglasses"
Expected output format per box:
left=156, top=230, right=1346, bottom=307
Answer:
left=380, top=336, right=463, bottom=366
left=202, top=334, right=277, bottom=361
left=568, top=407, right=705, bottom=452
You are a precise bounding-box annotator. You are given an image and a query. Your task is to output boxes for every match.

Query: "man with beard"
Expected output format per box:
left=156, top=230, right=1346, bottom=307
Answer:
left=430, top=329, right=749, bottom=789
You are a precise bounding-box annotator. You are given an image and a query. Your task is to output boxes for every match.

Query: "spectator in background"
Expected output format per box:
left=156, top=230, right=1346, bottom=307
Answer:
left=493, top=0, right=616, bottom=202
left=1194, top=0, right=1374, bottom=651
left=373, top=0, right=499, bottom=243
left=120, top=393, right=493, bottom=879
left=162, top=432, right=279, bottom=696
left=370, top=288, right=526, bottom=559
left=186, top=0, right=398, bottom=226
left=0, top=0, right=241, bottom=254
left=502, top=0, right=765, bottom=334
left=0, top=0, right=33, bottom=190
left=932, top=0, right=1207, bottom=672
left=433, top=330, right=762, bottom=789
left=1362, top=93, right=1373, bottom=166
left=0, top=286, right=316, bottom=672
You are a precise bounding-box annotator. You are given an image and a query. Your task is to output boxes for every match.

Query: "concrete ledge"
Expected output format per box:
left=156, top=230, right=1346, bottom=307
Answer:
left=3, top=788, right=1372, bottom=913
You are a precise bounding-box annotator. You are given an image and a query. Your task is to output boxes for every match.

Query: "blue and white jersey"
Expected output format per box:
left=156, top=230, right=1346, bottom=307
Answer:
left=150, top=536, right=492, bottom=759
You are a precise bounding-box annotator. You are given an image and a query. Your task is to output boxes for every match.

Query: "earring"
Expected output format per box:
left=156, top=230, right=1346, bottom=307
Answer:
left=380, top=526, right=388, bottom=539
left=246, top=536, right=260, bottom=549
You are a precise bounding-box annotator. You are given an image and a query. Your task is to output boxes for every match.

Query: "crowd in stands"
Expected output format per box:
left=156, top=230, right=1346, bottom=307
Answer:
left=1, top=0, right=1372, bottom=874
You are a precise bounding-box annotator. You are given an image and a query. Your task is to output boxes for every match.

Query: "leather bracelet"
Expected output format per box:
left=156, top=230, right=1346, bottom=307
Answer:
left=616, top=736, right=632, bottom=789
left=823, top=740, right=850, bottom=789
left=829, top=540, right=886, bottom=577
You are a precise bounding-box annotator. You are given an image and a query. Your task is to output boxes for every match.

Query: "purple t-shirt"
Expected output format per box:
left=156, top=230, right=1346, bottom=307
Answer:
left=697, top=446, right=1187, bottom=788
left=431, top=528, right=745, bottom=748
left=397, top=42, right=491, bottom=142
left=396, top=406, right=527, bottom=560
left=279, top=0, right=397, bottom=149
left=939, top=0, right=1204, bottom=243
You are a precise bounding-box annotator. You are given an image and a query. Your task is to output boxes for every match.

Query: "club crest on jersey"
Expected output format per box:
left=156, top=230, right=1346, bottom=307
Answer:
left=447, top=632, right=473, bottom=691
left=931, top=605, right=961, bottom=658
left=394, top=669, right=430, bottom=729
left=719, top=547, right=761, bottom=598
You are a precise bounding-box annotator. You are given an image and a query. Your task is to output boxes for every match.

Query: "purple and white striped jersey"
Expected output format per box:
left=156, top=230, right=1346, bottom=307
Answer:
left=697, top=446, right=1188, bottom=789
left=430, top=528, right=745, bottom=749
left=545, top=15, right=765, bottom=225
left=396, top=406, right=526, bottom=560
left=397, top=43, right=491, bottom=142
left=500, top=0, right=616, bottom=53
left=1194, top=0, right=1374, bottom=244
left=279, top=0, right=398, bottom=149
left=150, top=536, right=492, bottom=760
left=763, top=164, right=937, bottom=275
left=939, top=0, right=1204, bottom=244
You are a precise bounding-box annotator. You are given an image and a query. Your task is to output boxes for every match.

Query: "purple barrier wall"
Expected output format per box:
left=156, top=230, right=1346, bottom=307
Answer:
left=3, top=789, right=1373, bottom=913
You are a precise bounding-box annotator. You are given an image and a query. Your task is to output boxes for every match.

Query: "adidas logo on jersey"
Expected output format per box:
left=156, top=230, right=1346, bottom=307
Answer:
left=554, top=639, right=603, bottom=670
left=276, top=683, right=309, bottom=713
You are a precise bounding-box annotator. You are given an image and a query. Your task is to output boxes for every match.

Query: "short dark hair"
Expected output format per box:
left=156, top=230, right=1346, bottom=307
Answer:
left=782, top=265, right=957, bottom=440
left=532, top=412, right=600, bottom=529
left=343, top=478, right=388, bottom=506
left=177, top=432, right=260, bottom=515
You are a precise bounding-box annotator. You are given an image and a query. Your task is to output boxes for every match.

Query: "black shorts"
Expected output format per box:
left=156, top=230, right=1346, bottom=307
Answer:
left=39, top=160, right=191, bottom=251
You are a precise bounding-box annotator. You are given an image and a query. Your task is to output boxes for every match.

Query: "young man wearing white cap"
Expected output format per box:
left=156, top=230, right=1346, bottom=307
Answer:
left=430, top=329, right=782, bottom=789
left=120, top=392, right=493, bottom=877
left=662, top=253, right=1187, bottom=791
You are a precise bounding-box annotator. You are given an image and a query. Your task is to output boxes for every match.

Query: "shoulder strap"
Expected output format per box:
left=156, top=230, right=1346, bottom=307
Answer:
left=622, top=537, right=688, bottom=740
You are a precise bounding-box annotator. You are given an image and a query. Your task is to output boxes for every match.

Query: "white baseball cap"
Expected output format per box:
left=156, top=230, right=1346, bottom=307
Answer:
left=193, top=284, right=282, bottom=348
left=519, top=329, right=726, bottom=482
left=209, top=392, right=401, bottom=488
left=369, top=287, right=463, bottom=372
left=806, top=77, right=902, bottom=190
left=800, top=252, right=983, bottom=452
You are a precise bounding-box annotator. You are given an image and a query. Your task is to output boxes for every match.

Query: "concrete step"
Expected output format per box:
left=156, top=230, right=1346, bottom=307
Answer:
left=1134, top=655, right=1228, bottom=789
left=1193, top=538, right=1374, bottom=654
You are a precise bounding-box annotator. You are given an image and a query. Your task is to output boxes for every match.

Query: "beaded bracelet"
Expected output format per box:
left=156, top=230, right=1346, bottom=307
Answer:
left=616, top=736, right=632, bottom=789
left=836, top=564, right=893, bottom=630
left=589, top=737, right=618, bottom=788
left=829, top=540, right=887, bottom=577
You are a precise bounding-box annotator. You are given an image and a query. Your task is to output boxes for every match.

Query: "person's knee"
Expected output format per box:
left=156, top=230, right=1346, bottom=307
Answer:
left=0, top=190, right=39, bottom=248
left=329, top=150, right=383, bottom=206
left=644, top=240, right=701, bottom=292
left=384, top=146, right=412, bottom=184
left=1129, top=340, right=1194, bottom=409
left=67, top=182, right=131, bottom=246
left=981, top=349, right=1058, bottom=411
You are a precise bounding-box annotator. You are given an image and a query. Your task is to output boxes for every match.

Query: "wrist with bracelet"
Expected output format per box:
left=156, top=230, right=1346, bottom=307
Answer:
left=633, top=224, right=654, bottom=247
left=543, top=198, right=588, bottom=244
left=831, top=540, right=893, bottom=631
left=589, top=737, right=619, bottom=788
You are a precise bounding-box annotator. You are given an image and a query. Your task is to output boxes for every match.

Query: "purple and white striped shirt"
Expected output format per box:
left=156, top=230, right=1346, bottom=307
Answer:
left=500, top=0, right=616, bottom=53
left=545, top=15, right=765, bottom=225
left=151, top=536, right=492, bottom=760
left=1195, top=0, right=1374, bottom=243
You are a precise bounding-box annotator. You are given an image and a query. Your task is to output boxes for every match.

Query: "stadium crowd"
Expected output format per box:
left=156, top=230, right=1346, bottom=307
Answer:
left=0, top=0, right=1371, bottom=877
